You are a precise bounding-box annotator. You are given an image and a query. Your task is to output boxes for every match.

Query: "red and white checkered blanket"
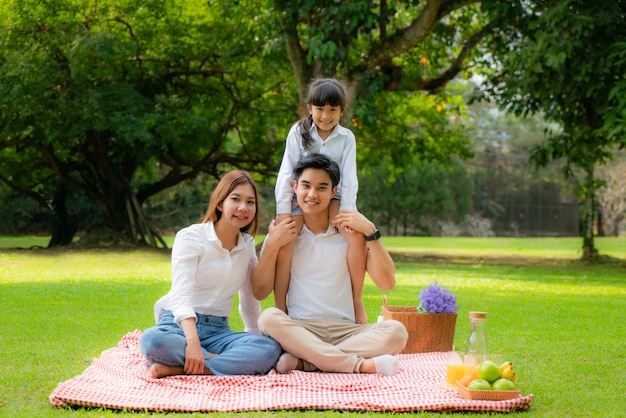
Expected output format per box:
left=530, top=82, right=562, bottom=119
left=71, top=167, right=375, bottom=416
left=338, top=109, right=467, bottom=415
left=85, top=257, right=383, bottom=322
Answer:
left=49, top=330, right=533, bottom=412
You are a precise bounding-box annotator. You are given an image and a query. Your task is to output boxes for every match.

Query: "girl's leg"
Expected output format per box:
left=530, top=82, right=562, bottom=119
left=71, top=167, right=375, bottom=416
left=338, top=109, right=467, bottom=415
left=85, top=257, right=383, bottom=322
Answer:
left=330, top=201, right=367, bottom=324
left=274, top=214, right=303, bottom=313
left=346, top=230, right=367, bottom=323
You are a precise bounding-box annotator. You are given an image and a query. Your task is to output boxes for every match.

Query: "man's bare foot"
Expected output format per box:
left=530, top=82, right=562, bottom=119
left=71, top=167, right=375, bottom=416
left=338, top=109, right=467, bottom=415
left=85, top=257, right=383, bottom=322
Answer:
left=149, top=363, right=212, bottom=378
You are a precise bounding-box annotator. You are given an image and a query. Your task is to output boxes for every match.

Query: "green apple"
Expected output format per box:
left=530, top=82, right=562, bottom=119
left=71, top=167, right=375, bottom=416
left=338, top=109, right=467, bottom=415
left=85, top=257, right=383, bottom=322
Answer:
left=468, top=379, right=492, bottom=390
left=492, top=378, right=518, bottom=391
left=478, top=360, right=501, bottom=383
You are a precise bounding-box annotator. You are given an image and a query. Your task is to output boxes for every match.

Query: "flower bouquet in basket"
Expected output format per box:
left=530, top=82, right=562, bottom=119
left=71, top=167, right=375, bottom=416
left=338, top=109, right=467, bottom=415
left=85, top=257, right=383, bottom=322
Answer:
left=382, top=282, right=458, bottom=353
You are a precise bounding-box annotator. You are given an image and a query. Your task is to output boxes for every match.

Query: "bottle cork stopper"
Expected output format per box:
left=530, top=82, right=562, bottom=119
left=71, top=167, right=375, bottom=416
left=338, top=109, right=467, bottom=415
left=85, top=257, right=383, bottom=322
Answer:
left=469, top=311, right=487, bottom=319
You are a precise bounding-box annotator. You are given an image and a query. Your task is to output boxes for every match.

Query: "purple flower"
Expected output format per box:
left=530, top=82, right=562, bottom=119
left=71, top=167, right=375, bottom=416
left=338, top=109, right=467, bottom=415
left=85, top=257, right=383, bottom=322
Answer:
left=418, top=282, right=458, bottom=313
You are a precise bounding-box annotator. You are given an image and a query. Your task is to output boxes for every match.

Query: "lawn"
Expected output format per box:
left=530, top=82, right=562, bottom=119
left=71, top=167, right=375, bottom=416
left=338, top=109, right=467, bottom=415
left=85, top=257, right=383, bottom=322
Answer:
left=0, top=236, right=624, bottom=417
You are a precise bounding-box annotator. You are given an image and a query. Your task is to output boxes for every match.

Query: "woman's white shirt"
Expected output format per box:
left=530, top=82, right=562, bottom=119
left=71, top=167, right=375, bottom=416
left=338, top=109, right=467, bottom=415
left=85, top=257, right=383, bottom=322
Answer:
left=153, top=222, right=260, bottom=332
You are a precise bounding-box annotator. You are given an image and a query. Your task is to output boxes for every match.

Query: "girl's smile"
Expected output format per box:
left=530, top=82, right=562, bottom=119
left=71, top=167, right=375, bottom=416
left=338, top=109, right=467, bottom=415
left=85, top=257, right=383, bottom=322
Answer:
left=308, top=103, right=343, bottom=139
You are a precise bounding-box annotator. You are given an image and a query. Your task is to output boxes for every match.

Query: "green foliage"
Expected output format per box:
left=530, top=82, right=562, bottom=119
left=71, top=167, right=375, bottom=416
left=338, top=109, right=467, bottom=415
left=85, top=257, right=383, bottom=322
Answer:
left=272, top=0, right=490, bottom=172
left=358, top=158, right=473, bottom=235
left=478, top=0, right=626, bottom=257
left=0, top=0, right=292, bottom=245
left=480, top=0, right=626, bottom=175
left=462, top=102, right=580, bottom=235
left=355, top=86, right=473, bottom=169
left=603, top=41, right=626, bottom=139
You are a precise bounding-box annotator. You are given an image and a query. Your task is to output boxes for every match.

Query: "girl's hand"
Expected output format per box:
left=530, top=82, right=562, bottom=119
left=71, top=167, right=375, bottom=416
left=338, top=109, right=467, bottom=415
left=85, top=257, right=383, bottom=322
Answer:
left=332, top=210, right=375, bottom=236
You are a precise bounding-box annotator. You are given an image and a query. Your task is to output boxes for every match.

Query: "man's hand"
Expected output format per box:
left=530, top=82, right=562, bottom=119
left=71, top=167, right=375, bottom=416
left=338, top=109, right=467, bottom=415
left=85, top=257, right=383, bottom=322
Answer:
left=332, top=210, right=376, bottom=236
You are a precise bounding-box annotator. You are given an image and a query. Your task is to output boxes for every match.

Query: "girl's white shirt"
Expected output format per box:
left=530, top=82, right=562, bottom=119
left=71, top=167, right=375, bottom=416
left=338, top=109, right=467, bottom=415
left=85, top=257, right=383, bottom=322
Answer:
left=275, top=122, right=358, bottom=215
left=153, top=222, right=261, bottom=333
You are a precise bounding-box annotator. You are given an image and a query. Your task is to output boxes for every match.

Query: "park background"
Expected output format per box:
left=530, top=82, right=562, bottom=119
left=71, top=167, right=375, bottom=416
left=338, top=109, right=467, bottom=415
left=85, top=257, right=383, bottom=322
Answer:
left=1, top=1, right=625, bottom=417
left=1, top=0, right=625, bottom=258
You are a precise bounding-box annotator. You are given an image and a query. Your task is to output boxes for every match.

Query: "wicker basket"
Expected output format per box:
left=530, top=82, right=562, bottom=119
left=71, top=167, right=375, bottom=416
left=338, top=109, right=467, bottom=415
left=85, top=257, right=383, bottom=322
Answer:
left=456, top=382, right=521, bottom=400
left=381, top=296, right=457, bottom=354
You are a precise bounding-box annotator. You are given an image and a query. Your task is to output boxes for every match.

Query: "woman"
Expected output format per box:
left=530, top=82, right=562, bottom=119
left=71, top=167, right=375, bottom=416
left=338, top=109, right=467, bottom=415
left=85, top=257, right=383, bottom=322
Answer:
left=140, top=170, right=281, bottom=377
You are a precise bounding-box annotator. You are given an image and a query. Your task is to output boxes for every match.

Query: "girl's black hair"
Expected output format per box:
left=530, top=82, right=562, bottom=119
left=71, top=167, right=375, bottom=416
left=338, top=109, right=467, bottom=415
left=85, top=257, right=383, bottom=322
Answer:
left=297, top=78, right=348, bottom=150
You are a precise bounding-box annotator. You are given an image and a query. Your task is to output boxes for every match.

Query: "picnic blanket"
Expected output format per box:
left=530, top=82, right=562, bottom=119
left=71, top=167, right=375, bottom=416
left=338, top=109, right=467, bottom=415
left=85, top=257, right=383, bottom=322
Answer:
left=49, top=330, right=533, bottom=412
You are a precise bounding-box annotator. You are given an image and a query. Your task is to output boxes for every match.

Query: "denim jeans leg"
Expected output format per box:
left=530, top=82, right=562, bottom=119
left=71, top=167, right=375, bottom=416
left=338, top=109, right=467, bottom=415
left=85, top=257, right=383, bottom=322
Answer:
left=140, top=310, right=192, bottom=367
left=197, top=315, right=281, bottom=376
left=206, top=331, right=281, bottom=375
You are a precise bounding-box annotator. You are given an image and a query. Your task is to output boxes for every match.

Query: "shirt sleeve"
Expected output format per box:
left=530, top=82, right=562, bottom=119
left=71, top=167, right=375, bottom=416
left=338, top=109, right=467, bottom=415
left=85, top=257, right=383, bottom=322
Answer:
left=275, top=124, right=302, bottom=215
left=238, top=241, right=261, bottom=333
left=338, top=131, right=359, bottom=211
left=168, top=228, right=200, bottom=324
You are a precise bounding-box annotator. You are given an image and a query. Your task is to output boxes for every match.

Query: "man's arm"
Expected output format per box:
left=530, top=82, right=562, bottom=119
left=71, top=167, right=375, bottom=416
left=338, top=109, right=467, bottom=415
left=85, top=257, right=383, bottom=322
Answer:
left=332, top=210, right=395, bottom=291
left=250, top=218, right=298, bottom=300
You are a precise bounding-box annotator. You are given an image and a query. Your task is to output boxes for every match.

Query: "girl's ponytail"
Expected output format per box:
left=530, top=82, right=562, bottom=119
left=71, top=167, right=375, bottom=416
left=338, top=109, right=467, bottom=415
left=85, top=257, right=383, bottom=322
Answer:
left=298, top=114, right=315, bottom=150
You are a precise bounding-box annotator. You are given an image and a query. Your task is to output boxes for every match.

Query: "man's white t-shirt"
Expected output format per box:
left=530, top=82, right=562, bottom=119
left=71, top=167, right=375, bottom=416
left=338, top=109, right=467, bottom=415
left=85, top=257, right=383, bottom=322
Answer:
left=286, top=222, right=355, bottom=322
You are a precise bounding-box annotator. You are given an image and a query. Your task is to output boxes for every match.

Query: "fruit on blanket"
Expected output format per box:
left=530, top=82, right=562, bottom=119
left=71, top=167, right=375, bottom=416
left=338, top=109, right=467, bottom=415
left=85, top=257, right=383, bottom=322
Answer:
left=492, top=378, right=517, bottom=391
left=468, top=379, right=492, bottom=390
left=501, top=365, right=517, bottom=382
left=459, top=374, right=474, bottom=387
left=499, top=361, right=513, bottom=373
left=478, top=360, right=501, bottom=383
left=469, top=364, right=481, bottom=380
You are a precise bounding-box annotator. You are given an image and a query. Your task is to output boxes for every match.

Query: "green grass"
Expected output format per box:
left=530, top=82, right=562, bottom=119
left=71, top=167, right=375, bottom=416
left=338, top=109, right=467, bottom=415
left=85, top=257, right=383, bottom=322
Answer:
left=1, top=237, right=625, bottom=417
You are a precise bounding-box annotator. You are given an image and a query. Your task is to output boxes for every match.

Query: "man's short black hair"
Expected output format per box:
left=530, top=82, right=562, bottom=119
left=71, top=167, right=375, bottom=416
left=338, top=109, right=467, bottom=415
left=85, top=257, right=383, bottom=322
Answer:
left=292, top=153, right=341, bottom=187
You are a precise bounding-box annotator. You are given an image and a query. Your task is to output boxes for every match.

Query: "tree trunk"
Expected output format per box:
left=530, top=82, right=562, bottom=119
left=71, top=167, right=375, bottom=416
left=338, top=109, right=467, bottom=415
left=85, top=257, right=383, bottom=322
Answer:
left=82, top=183, right=167, bottom=249
left=581, top=166, right=598, bottom=261
left=47, top=183, right=77, bottom=248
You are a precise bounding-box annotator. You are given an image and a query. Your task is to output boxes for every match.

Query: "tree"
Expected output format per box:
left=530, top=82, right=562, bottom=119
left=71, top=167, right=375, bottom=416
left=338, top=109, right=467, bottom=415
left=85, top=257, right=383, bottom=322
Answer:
left=268, top=0, right=503, bottom=168
left=462, top=100, right=579, bottom=236
left=358, top=158, right=473, bottom=236
left=596, top=158, right=626, bottom=236
left=0, top=0, right=292, bottom=247
left=477, top=0, right=626, bottom=260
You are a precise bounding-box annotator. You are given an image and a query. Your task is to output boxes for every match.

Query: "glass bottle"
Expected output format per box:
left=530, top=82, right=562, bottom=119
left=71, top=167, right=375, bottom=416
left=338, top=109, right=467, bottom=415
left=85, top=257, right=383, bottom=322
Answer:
left=465, top=311, right=488, bottom=356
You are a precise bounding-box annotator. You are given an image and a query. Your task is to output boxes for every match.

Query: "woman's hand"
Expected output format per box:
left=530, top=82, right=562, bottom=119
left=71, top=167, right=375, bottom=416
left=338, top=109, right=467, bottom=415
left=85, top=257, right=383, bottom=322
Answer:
left=180, top=317, right=205, bottom=375
left=184, top=340, right=205, bottom=375
left=266, top=218, right=299, bottom=249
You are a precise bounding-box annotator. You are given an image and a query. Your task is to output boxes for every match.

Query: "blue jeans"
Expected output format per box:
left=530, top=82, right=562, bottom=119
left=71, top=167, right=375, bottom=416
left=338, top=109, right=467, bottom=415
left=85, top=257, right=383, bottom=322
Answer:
left=140, top=310, right=281, bottom=376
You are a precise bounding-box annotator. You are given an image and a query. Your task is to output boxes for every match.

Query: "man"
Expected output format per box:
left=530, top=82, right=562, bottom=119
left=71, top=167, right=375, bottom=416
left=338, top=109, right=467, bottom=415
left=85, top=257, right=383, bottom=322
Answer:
left=251, top=153, right=407, bottom=375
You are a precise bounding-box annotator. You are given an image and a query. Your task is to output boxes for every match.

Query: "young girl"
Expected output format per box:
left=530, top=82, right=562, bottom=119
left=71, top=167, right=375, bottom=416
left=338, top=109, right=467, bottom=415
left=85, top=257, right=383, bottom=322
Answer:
left=274, top=78, right=368, bottom=324
left=139, top=170, right=281, bottom=377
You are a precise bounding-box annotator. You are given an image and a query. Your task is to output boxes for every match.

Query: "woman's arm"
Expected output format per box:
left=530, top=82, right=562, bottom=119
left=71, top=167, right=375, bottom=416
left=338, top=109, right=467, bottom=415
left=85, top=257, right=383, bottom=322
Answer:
left=179, top=317, right=205, bottom=375
left=250, top=218, right=299, bottom=300
left=239, top=251, right=262, bottom=333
